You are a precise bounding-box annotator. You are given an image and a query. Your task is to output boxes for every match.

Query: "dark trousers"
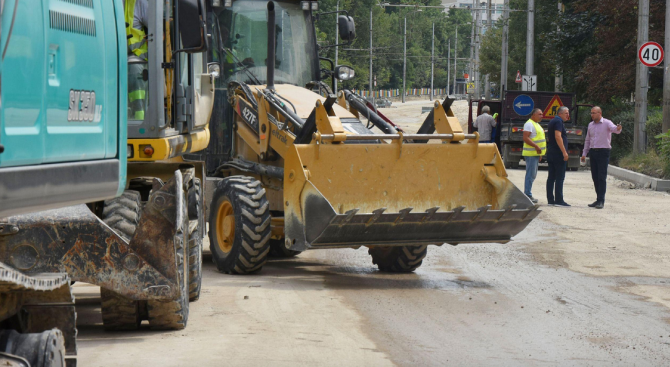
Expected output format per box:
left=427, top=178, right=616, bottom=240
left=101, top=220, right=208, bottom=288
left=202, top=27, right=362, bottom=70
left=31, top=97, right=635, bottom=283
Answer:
left=590, top=149, right=611, bottom=203
left=546, top=158, right=567, bottom=204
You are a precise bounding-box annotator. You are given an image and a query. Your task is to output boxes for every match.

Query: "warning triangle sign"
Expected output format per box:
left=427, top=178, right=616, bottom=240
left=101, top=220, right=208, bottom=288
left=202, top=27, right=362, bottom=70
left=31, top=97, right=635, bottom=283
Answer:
left=515, top=70, right=522, bottom=83
left=542, top=95, right=564, bottom=120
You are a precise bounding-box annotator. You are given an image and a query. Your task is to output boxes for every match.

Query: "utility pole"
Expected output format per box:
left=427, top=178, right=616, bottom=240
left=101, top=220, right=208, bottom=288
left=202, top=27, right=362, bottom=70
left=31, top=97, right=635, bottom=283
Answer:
left=430, top=23, right=435, bottom=101
left=470, top=0, right=475, bottom=85
left=663, top=0, right=670, bottom=133
left=447, top=39, right=451, bottom=96
left=555, top=1, right=563, bottom=92
left=403, top=16, right=407, bottom=103
left=526, top=0, right=535, bottom=76
left=474, top=9, right=481, bottom=99
left=334, top=0, right=339, bottom=94
left=635, top=0, right=650, bottom=153
left=369, top=7, right=373, bottom=98
left=485, top=0, right=492, bottom=99
left=500, top=0, right=509, bottom=99
left=454, top=27, right=458, bottom=95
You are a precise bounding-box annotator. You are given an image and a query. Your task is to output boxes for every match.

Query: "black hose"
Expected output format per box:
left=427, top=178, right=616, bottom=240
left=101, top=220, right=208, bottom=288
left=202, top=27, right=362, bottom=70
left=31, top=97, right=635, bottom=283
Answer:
left=343, top=90, right=397, bottom=135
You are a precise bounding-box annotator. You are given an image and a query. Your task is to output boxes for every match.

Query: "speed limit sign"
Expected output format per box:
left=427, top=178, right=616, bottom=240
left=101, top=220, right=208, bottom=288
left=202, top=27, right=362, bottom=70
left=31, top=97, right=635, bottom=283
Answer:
left=638, top=42, right=664, bottom=67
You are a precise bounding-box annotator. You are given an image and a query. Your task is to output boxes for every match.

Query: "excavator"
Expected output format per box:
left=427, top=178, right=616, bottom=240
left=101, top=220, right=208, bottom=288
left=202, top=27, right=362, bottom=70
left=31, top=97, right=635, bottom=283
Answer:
left=1, top=0, right=215, bottom=364
left=197, top=0, right=540, bottom=274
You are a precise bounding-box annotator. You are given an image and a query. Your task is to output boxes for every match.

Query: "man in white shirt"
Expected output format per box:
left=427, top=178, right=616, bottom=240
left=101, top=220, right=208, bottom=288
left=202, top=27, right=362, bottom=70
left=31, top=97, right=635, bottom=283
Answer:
left=474, top=106, right=497, bottom=143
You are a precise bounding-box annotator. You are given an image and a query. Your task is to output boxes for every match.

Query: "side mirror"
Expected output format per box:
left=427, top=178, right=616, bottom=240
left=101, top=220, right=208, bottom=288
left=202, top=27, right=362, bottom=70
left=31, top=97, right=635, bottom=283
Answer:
left=178, top=0, right=209, bottom=53
left=338, top=15, right=356, bottom=41
left=334, top=65, right=355, bottom=81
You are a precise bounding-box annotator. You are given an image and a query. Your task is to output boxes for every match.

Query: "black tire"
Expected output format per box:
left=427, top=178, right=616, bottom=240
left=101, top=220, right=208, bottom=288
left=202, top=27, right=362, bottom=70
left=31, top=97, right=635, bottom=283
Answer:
left=510, top=161, right=520, bottom=169
left=268, top=238, right=302, bottom=258
left=147, top=183, right=190, bottom=330
left=368, top=245, right=428, bottom=273
left=209, top=176, right=271, bottom=274
left=569, top=166, right=579, bottom=172
left=99, top=191, right=142, bottom=331
left=188, top=178, right=203, bottom=302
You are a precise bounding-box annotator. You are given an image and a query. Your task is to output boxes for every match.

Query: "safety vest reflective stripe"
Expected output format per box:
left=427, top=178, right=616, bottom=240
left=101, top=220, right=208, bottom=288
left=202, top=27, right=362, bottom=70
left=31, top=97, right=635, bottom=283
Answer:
left=125, top=0, right=148, bottom=60
left=129, top=90, right=146, bottom=103
left=522, top=120, right=547, bottom=157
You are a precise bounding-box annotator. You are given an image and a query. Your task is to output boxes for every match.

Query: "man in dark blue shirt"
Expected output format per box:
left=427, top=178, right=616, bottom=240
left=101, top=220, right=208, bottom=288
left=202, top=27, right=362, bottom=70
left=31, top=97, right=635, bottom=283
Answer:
left=546, top=106, right=570, bottom=206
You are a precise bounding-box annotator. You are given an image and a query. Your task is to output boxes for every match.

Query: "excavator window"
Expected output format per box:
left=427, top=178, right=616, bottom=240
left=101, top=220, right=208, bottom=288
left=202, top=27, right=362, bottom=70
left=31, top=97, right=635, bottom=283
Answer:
left=214, top=1, right=318, bottom=87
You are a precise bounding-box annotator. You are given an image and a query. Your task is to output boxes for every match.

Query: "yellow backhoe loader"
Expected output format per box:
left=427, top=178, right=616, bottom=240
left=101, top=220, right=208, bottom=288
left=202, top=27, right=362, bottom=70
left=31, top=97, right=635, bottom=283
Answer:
left=198, top=0, right=539, bottom=274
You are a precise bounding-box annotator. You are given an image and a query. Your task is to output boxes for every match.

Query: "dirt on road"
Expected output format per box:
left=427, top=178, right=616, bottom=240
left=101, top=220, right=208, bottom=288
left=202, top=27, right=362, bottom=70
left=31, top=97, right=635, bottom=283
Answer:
left=76, top=99, right=670, bottom=367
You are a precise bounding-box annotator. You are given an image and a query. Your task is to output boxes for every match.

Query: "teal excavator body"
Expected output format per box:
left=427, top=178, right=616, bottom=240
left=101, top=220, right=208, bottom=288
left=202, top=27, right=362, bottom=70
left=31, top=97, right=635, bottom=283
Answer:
left=0, top=0, right=127, bottom=218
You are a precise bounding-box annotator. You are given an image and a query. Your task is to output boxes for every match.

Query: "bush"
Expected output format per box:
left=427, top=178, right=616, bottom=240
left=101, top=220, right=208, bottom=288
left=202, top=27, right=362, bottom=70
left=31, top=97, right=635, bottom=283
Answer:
left=600, top=105, right=662, bottom=164
left=619, top=150, right=670, bottom=179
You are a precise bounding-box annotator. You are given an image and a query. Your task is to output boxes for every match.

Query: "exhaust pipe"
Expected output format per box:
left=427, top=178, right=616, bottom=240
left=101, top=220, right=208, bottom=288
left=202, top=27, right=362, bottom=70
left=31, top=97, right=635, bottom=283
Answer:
left=266, top=1, right=275, bottom=90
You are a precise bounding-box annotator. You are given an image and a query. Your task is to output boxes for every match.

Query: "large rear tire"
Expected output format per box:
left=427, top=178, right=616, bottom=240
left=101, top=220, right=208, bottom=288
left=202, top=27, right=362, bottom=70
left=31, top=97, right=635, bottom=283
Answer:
left=209, top=176, right=271, bottom=274
left=99, top=191, right=142, bottom=331
left=368, top=245, right=428, bottom=273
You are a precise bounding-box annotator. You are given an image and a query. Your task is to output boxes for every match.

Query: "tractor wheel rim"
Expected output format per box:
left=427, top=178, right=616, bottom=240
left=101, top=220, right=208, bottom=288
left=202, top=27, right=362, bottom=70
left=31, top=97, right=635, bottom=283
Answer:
left=216, top=200, right=235, bottom=253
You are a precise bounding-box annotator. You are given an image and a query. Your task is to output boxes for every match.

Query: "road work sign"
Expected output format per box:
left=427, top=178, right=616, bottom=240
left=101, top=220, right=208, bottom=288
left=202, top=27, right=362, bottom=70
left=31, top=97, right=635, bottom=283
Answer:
left=638, top=42, right=664, bottom=67
left=513, top=94, right=534, bottom=116
left=467, top=83, right=475, bottom=93
left=515, top=70, right=522, bottom=83
left=542, top=94, right=564, bottom=119
left=521, top=75, right=537, bottom=91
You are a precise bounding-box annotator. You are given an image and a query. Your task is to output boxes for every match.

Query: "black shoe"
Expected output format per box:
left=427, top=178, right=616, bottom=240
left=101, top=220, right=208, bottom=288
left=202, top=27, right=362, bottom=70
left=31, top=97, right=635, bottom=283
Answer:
left=528, top=196, right=539, bottom=204
left=547, top=201, right=555, bottom=206
left=595, top=202, right=604, bottom=209
left=588, top=201, right=598, bottom=207
left=554, top=202, right=571, bottom=207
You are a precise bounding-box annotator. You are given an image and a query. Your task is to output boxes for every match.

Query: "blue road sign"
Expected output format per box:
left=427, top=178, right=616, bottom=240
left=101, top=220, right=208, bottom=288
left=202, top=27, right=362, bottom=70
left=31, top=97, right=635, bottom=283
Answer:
left=513, top=94, right=534, bottom=116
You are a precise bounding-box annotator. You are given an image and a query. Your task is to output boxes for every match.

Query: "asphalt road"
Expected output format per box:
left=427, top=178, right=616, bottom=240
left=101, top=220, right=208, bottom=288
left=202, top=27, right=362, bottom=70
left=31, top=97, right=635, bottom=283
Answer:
left=75, top=101, right=670, bottom=366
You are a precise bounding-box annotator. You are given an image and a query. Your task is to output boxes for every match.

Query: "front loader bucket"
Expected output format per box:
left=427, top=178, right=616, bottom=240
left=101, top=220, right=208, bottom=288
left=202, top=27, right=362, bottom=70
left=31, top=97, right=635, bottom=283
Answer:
left=283, top=140, right=540, bottom=251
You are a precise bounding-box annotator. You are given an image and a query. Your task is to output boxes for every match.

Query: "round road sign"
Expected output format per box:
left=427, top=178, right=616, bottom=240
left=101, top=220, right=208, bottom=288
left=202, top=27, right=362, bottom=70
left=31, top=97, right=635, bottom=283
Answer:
left=638, top=42, right=664, bottom=67
left=513, top=94, right=534, bottom=116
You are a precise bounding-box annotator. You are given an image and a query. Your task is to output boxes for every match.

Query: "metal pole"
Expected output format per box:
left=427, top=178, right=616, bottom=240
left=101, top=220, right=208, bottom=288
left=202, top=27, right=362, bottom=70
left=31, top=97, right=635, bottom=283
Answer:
left=555, top=1, right=563, bottom=92
left=485, top=0, right=492, bottom=99
left=334, top=0, right=339, bottom=93
left=430, top=23, right=435, bottom=101
left=454, top=27, right=458, bottom=95
left=526, top=0, right=534, bottom=76
left=403, top=16, right=407, bottom=103
left=369, top=7, right=373, bottom=99
left=447, top=39, right=451, bottom=96
left=501, top=0, right=509, bottom=99
left=663, top=0, right=670, bottom=133
left=474, top=9, right=480, bottom=99
left=635, top=0, right=649, bottom=153
left=470, top=0, right=475, bottom=84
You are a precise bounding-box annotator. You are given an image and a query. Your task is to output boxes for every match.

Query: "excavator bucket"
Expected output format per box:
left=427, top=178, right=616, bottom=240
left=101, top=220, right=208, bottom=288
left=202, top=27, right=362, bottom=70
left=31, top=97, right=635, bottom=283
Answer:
left=282, top=103, right=540, bottom=252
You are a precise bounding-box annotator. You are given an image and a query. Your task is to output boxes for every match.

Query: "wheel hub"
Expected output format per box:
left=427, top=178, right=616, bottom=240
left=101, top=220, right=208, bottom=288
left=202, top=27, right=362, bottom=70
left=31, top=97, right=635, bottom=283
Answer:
left=216, top=200, right=235, bottom=253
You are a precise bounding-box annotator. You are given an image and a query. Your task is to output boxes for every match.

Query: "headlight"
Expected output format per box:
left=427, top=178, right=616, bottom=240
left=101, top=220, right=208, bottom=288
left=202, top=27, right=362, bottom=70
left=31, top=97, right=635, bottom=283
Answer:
left=208, top=63, right=220, bottom=79
left=335, top=65, right=355, bottom=81
left=301, top=1, right=310, bottom=10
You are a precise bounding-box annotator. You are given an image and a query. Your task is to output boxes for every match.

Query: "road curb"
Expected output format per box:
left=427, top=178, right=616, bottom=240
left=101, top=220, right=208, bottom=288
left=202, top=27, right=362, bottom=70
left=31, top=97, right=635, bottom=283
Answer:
left=608, top=164, right=670, bottom=192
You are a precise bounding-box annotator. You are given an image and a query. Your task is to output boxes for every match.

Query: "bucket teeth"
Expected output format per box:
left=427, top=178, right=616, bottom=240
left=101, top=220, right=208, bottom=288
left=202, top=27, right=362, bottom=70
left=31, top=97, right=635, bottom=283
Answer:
left=498, top=204, right=517, bottom=220
left=366, top=208, right=386, bottom=226
left=523, top=204, right=540, bottom=219
left=340, top=208, right=359, bottom=227
left=394, top=207, right=414, bottom=224
left=422, top=207, right=440, bottom=222
left=472, top=205, right=492, bottom=222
